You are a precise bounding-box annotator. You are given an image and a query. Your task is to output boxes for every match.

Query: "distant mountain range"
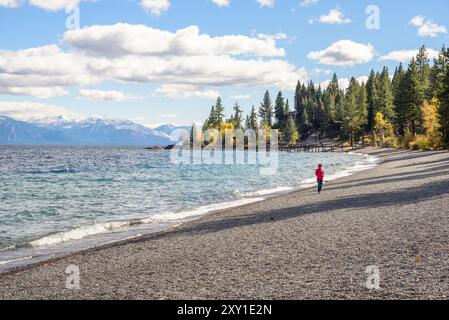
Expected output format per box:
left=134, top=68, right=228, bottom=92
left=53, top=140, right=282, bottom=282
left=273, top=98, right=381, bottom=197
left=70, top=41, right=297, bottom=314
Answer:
left=0, top=115, right=190, bottom=146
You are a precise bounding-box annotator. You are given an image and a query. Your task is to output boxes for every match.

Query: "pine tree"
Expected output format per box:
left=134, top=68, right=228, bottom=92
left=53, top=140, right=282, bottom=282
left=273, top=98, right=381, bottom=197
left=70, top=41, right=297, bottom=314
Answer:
left=334, top=92, right=345, bottom=129
left=416, top=45, right=432, bottom=100
left=259, top=90, right=273, bottom=127
left=377, top=67, right=395, bottom=122
left=430, top=46, right=449, bottom=100
left=305, top=81, right=316, bottom=130
left=329, top=73, right=339, bottom=96
left=341, top=77, right=365, bottom=145
left=274, top=91, right=286, bottom=131
left=366, top=70, right=379, bottom=131
left=204, top=105, right=216, bottom=129
left=246, top=105, right=259, bottom=130
left=393, top=63, right=407, bottom=134
left=327, top=73, right=340, bottom=126
left=284, top=99, right=291, bottom=117
left=403, top=58, right=425, bottom=134
left=316, top=86, right=327, bottom=136
left=439, top=64, right=449, bottom=147
left=357, top=81, right=369, bottom=135
left=229, top=103, right=243, bottom=129
left=214, top=97, right=225, bottom=128
left=294, top=81, right=310, bottom=136
left=321, top=88, right=335, bottom=136
left=284, top=115, right=299, bottom=145
left=294, top=81, right=302, bottom=126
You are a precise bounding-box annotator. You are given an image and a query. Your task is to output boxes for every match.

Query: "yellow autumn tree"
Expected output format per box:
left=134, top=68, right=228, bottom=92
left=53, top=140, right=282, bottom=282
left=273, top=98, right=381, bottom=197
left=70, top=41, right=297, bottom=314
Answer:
left=421, top=97, right=442, bottom=149
left=374, top=112, right=389, bottom=147
left=221, top=122, right=235, bottom=148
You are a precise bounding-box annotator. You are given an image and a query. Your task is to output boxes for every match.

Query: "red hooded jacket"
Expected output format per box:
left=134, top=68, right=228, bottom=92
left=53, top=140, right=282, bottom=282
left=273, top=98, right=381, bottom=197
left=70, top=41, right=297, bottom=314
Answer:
left=315, top=167, right=324, bottom=181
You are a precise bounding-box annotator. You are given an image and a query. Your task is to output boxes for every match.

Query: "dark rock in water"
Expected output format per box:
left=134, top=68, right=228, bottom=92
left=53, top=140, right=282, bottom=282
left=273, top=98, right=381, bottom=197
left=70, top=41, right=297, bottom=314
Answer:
left=144, top=146, right=163, bottom=150
left=144, top=144, right=175, bottom=150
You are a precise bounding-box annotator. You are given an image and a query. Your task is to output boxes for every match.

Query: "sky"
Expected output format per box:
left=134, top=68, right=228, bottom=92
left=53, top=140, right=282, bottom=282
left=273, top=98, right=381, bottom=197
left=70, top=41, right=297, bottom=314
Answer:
left=0, top=0, right=448, bottom=128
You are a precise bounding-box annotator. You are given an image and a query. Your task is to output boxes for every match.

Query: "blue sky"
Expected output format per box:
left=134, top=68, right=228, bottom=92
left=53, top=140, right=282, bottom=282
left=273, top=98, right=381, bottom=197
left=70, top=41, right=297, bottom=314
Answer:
left=0, top=0, right=448, bottom=127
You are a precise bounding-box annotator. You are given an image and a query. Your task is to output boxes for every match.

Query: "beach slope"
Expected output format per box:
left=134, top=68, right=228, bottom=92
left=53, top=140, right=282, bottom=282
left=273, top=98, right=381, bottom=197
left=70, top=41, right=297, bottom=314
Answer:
left=1, top=148, right=449, bottom=299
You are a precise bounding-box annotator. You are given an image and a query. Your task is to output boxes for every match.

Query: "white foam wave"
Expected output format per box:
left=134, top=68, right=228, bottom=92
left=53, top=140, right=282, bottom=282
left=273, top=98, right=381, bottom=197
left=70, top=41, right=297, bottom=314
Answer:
left=141, top=197, right=265, bottom=223
left=0, top=256, right=33, bottom=266
left=0, top=245, right=17, bottom=252
left=28, top=198, right=266, bottom=248
left=326, top=154, right=379, bottom=182
left=29, top=221, right=132, bottom=248
left=241, top=186, right=295, bottom=197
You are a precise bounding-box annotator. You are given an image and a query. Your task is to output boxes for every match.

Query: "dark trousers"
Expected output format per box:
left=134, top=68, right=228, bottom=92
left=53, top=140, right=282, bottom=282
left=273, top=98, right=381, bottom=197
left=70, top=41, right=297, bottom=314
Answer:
left=317, top=180, right=323, bottom=193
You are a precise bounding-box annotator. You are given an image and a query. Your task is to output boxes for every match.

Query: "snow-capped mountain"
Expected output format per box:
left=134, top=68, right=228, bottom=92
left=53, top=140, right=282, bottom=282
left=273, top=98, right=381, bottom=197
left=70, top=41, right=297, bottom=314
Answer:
left=0, top=115, right=187, bottom=146
left=0, top=116, right=68, bottom=144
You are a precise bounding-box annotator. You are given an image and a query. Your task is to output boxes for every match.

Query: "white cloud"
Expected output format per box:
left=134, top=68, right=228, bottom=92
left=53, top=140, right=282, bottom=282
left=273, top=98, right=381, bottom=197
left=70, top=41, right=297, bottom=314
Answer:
left=319, top=76, right=368, bottom=91
left=307, top=40, right=375, bottom=66
left=0, top=0, right=20, bottom=8
left=0, top=45, right=98, bottom=98
left=257, top=0, right=274, bottom=7
left=337, top=78, right=350, bottom=90
left=409, top=15, right=447, bottom=37
left=300, top=0, right=318, bottom=6
left=0, top=24, right=309, bottom=99
left=154, top=84, right=220, bottom=99
left=211, top=0, right=230, bottom=7
left=320, top=78, right=349, bottom=90
left=98, top=54, right=308, bottom=89
left=314, top=8, right=351, bottom=24
left=379, top=48, right=440, bottom=62
left=0, top=101, right=81, bottom=122
left=256, top=32, right=287, bottom=41
left=230, top=94, right=251, bottom=100
left=0, top=86, right=69, bottom=98
left=311, top=68, right=332, bottom=76
left=357, top=76, right=369, bottom=84
left=79, top=89, right=143, bottom=101
left=29, top=0, right=80, bottom=11
left=140, top=0, right=170, bottom=16
left=63, top=23, right=285, bottom=58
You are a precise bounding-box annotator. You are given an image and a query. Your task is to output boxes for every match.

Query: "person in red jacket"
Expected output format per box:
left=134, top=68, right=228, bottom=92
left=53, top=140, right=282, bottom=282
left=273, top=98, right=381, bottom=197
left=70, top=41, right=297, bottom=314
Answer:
left=315, top=164, right=324, bottom=194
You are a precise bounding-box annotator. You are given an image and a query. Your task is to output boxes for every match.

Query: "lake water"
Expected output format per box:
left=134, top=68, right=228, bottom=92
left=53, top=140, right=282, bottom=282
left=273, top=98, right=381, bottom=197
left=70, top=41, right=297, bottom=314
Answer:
left=0, top=145, right=377, bottom=270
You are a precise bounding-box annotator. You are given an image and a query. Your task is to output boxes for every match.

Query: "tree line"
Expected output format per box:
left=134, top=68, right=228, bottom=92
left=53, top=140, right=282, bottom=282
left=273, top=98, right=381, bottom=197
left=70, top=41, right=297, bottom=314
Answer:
left=200, top=45, right=449, bottom=150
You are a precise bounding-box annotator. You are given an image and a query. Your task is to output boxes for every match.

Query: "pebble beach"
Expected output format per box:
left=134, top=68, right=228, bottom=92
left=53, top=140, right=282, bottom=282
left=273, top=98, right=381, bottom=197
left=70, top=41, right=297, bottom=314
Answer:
left=1, top=147, right=448, bottom=300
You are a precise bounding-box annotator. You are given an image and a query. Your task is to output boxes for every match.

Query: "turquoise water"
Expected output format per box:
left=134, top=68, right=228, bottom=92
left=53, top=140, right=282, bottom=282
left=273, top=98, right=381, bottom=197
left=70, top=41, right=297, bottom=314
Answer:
left=0, top=146, right=376, bottom=269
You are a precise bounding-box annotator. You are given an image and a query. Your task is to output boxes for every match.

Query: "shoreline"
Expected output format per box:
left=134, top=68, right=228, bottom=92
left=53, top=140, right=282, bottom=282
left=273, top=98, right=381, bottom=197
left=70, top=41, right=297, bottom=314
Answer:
left=1, top=147, right=449, bottom=299
left=0, top=150, right=376, bottom=274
